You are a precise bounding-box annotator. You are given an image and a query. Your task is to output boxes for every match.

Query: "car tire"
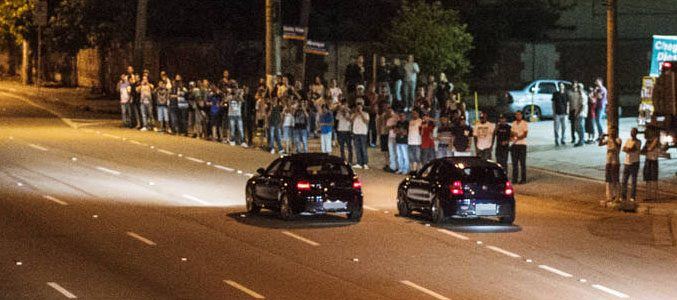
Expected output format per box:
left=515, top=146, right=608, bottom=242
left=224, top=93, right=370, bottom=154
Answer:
left=279, top=194, right=295, bottom=221
left=522, top=106, right=542, bottom=121
left=397, top=196, right=410, bottom=217
left=499, top=211, right=515, bottom=225
left=246, top=188, right=261, bottom=214
left=347, top=205, right=363, bottom=221
left=430, top=198, right=445, bottom=224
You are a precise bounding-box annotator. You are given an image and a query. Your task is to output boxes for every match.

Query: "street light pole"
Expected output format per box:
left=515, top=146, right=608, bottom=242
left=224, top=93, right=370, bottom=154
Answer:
left=133, top=0, right=149, bottom=72
left=266, top=0, right=282, bottom=88
left=606, top=0, right=618, bottom=139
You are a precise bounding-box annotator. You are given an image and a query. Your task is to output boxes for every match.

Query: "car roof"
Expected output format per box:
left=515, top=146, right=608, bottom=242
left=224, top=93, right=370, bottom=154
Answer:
left=283, top=153, right=347, bottom=164
left=436, top=157, right=501, bottom=168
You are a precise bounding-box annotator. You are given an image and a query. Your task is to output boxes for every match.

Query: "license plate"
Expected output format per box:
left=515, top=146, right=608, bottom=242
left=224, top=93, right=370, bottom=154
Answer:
left=475, top=203, right=497, bottom=215
left=323, top=201, right=347, bottom=210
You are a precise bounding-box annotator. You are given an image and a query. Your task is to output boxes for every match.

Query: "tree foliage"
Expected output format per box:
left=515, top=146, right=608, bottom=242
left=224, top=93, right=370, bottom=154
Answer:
left=384, top=0, right=473, bottom=83
left=0, top=0, right=34, bottom=43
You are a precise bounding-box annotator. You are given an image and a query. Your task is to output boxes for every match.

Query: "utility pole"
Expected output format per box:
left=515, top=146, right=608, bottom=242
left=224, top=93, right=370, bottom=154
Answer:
left=606, top=0, right=618, bottom=139
left=265, top=0, right=282, bottom=88
left=298, top=0, right=311, bottom=85
left=133, top=0, right=149, bottom=72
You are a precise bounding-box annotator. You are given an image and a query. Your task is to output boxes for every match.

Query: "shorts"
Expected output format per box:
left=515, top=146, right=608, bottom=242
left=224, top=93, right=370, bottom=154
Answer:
left=643, top=159, right=658, bottom=181
left=380, top=135, right=389, bottom=152
left=408, top=145, right=421, bottom=163
left=605, top=163, right=620, bottom=183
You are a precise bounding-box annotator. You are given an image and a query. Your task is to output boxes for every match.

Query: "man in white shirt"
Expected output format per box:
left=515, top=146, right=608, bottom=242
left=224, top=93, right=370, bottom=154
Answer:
left=474, top=111, right=495, bottom=160
left=407, top=111, right=423, bottom=171
left=510, top=111, right=529, bottom=184
left=352, top=105, right=370, bottom=169
left=621, top=127, right=641, bottom=201
left=336, top=104, right=353, bottom=164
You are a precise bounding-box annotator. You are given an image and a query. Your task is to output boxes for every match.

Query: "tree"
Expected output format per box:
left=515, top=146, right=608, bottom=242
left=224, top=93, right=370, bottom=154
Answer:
left=383, top=0, right=473, bottom=84
left=0, top=0, right=36, bottom=83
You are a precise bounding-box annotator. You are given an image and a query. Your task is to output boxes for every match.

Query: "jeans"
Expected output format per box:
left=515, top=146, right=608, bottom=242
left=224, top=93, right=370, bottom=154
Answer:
left=157, top=105, right=169, bottom=124
left=388, top=138, right=398, bottom=170
left=140, top=103, right=152, bottom=128
left=576, top=116, right=585, bottom=144
left=177, top=107, right=188, bottom=134
left=393, top=80, right=403, bottom=102
left=594, top=106, right=604, bottom=137
left=621, top=163, right=639, bottom=200
left=403, top=80, right=416, bottom=109
left=120, top=103, right=131, bottom=127
left=396, top=144, right=410, bottom=173
left=477, top=148, right=492, bottom=161
left=408, top=145, right=421, bottom=163
left=229, top=115, right=244, bottom=144
left=437, top=145, right=452, bottom=158
left=337, top=131, right=353, bottom=164
left=495, top=146, right=509, bottom=169
left=294, top=128, right=308, bottom=153
left=353, top=134, right=369, bottom=166
left=554, top=114, right=567, bottom=143
left=169, top=106, right=179, bottom=132
left=130, top=102, right=141, bottom=128
left=569, top=114, right=578, bottom=143
left=268, top=125, right=283, bottom=152
left=321, top=132, right=333, bottom=153
left=368, top=112, right=377, bottom=146
left=510, top=144, right=527, bottom=182
left=421, top=148, right=436, bottom=164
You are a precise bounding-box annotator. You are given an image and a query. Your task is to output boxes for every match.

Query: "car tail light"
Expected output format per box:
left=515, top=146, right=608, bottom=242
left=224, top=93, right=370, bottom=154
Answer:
left=296, top=181, right=311, bottom=191
left=450, top=180, right=464, bottom=196
left=504, top=181, right=514, bottom=196
left=352, top=180, right=362, bottom=189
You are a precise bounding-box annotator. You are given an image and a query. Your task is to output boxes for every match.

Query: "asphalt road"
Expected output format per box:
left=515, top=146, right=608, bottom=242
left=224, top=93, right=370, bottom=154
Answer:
left=1, top=91, right=676, bottom=300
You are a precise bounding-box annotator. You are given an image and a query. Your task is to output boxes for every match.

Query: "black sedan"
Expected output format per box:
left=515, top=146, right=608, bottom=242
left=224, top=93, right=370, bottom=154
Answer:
left=397, top=157, right=515, bottom=224
left=245, top=153, right=363, bottom=221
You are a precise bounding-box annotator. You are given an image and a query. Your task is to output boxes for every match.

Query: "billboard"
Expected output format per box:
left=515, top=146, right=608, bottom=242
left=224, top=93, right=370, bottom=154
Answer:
left=650, top=35, right=677, bottom=77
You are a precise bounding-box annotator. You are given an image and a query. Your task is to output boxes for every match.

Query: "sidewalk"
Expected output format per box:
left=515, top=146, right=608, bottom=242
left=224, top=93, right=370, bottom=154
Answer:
left=2, top=79, right=675, bottom=216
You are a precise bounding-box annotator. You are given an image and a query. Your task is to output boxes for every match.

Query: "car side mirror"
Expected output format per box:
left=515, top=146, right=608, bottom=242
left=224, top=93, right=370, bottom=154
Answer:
left=256, top=168, right=265, bottom=175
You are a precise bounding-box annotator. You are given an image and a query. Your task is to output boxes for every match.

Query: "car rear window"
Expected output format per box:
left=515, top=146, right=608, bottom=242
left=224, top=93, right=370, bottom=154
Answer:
left=459, top=167, right=506, bottom=184
left=299, top=161, right=351, bottom=176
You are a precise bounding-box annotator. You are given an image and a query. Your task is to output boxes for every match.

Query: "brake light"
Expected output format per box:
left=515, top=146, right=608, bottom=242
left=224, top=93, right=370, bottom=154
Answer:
left=504, top=181, right=514, bottom=196
left=296, top=181, right=311, bottom=191
left=663, top=61, right=672, bottom=70
left=352, top=180, right=362, bottom=189
left=450, top=180, right=464, bottom=196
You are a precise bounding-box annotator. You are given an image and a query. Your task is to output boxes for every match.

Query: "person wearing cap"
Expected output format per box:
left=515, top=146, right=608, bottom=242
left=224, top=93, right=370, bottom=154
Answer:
left=494, top=114, right=512, bottom=168
left=474, top=111, right=495, bottom=160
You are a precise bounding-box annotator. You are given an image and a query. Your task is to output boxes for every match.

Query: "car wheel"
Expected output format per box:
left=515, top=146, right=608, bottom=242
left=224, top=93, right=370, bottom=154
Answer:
left=523, top=106, right=542, bottom=122
left=430, top=198, right=445, bottom=224
left=347, top=205, right=363, bottom=221
left=245, top=188, right=261, bottom=214
left=279, top=194, right=295, bottom=221
left=397, top=195, right=410, bottom=217
left=499, top=208, right=515, bottom=224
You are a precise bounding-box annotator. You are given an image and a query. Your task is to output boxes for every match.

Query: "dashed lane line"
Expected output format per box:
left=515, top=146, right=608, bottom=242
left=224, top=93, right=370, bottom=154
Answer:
left=538, top=265, right=573, bottom=278
left=400, top=280, right=449, bottom=300
left=42, top=195, right=68, bottom=206
left=126, top=231, right=157, bottom=246
left=281, top=231, right=320, bottom=246
left=485, top=245, right=521, bottom=258
left=185, top=156, right=205, bottom=164
left=214, top=165, right=235, bottom=172
left=157, top=149, right=175, bottom=155
left=102, top=133, right=121, bottom=139
left=362, top=205, right=379, bottom=211
left=182, top=194, right=211, bottom=205
left=28, top=143, right=49, bottom=151
left=437, top=229, right=470, bottom=240
left=223, top=280, right=265, bottom=299
left=591, top=284, right=630, bottom=298
left=95, top=166, right=121, bottom=176
left=47, top=282, right=78, bottom=299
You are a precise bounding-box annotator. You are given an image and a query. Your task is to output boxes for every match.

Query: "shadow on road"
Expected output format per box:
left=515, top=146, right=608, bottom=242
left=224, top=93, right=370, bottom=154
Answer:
left=398, top=212, right=522, bottom=233
left=227, top=211, right=357, bottom=229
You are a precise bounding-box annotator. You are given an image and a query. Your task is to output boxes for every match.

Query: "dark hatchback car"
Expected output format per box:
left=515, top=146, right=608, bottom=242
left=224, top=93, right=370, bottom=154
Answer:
left=397, top=157, right=515, bottom=224
left=245, top=153, right=363, bottom=221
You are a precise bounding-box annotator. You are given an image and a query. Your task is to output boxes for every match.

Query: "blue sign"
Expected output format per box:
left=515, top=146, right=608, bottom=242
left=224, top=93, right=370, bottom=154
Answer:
left=650, top=35, right=677, bottom=77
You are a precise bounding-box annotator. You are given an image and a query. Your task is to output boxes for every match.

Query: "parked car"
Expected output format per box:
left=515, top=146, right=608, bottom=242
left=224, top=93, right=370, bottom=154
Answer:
left=507, top=79, right=572, bottom=120
left=245, top=153, right=363, bottom=221
left=397, top=157, right=515, bottom=224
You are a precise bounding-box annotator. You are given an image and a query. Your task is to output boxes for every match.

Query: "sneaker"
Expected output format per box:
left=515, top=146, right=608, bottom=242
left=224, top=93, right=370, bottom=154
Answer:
left=229, top=141, right=235, bottom=146
left=352, top=164, right=363, bottom=169
left=241, top=143, right=248, bottom=148
left=140, top=127, right=148, bottom=131
left=363, top=165, right=370, bottom=170
left=279, top=150, right=285, bottom=154
left=270, top=149, right=275, bottom=154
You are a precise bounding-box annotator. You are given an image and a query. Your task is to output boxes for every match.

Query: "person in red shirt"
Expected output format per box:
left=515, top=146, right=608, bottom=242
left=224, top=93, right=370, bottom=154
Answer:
left=420, top=113, right=436, bottom=165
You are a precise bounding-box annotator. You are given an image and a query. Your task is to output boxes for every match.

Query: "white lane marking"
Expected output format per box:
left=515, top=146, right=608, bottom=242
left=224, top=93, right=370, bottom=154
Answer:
left=538, top=265, right=573, bottom=278
left=237, top=170, right=243, bottom=174
left=157, top=149, right=175, bottom=155
left=128, top=140, right=148, bottom=146
left=244, top=173, right=254, bottom=178
left=126, top=231, right=157, bottom=246
left=42, top=195, right=68, bottom=206
left=28, top=143, right=49, bottom=151
left=223, top=280, right=265, bottom=299
left=47, top=282, right=78, bottom=299
left=214, top=165, right=235, bottom=172
left=400, top=280, right=449, bottom=300
left=96, top=166, right=121, bottom=176
left=17, top=182, right=24, bottom=187
left=591, top=284, right=629, bottom=298
left=182, top=194, right=210, bottom=205
left=486, top=245, right=521, bottom=258
left=102, top=133, right=121, bottom=139
left=363, top=205, right=378, bottom=211
left=281, top=231, right=320, bottom=246
left=437, top=229, right=470, bottom=240
left=185, top=156, right=205, bottom=163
